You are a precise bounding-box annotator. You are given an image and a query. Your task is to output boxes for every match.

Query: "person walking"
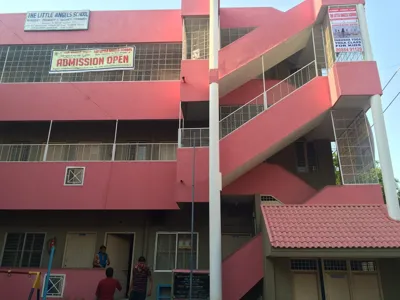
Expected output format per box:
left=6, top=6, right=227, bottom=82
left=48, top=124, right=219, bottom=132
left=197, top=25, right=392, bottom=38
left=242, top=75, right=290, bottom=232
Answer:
left=129, top=256, right=153, bottom=300
left=95, top=267, right=122, bottom=300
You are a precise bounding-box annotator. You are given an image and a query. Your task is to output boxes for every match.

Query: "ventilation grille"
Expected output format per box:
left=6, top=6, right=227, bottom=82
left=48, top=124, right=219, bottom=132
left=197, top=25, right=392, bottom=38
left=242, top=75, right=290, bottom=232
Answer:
left=350, top=260, right=377, bottom=272
left=291, top=259, right=317, bottom=271
left=42, top=274, right=66, bottom=297
left=324, top=259, right=347, bottom=271
left=260, top=195, right=282, bottom=205
left=64, top=167, right=85, bottom=186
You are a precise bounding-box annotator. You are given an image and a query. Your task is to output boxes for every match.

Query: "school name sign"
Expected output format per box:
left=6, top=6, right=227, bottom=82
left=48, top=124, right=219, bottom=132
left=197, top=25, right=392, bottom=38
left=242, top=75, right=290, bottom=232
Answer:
left=50, top=47, right=136, bottom=74
left=24, top=10, right=90, bottom=31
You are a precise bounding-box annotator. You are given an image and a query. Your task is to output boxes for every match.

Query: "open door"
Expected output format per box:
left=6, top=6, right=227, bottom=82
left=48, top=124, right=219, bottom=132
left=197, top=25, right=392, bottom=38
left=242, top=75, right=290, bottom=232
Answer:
left=105, top=233, right=134, bottom=299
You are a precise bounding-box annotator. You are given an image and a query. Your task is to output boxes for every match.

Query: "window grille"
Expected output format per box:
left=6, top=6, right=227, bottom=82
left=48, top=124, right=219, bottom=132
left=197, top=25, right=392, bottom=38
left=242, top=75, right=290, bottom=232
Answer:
left=220, top=27, right=256, bottom=48
left=324, top=259, right=347, bottom=271
left=350, top=260, right=377, bottom=272
left=64, top=167, right=85, bottom=186
left=184, top=18, right=209, bottom=59
left=1, top=233, right=45, bottom=267
left=291, top=259, right=318, bottom=271
left=42, top=274, right=66, bottom=297
left=0, top=43, right=181, bottom=83
left=260, top=195, right=280, bottom=203
left=155, top=233, right=198, bottom=271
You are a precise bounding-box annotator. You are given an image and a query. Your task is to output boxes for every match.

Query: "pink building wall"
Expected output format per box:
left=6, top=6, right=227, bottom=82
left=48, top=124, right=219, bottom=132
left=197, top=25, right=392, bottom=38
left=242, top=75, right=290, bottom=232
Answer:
left=0, top=10, right=182, bottom=44
left=0, top=162, right=179, bottom=210
left=0, top=82, right=181, bottom=121
left=0, top=268, right=104, bottom=300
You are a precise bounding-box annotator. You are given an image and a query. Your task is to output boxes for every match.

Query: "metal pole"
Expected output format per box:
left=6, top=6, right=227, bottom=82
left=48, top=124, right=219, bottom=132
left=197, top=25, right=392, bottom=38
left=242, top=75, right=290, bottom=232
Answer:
left=311, top=27, right=318, bottom=75
left=111, top=120, right=119, bottom=161
left=43, top=120, right=53, bottom=161
left=43, top=242, right=55, bottom=300
left=209, top=0, right=222, bottom=298
left=262, top=56, right=267, bottom=109
left=189, top=133, right=196, bottom=300
left=356, top=3, right=400, bottom=220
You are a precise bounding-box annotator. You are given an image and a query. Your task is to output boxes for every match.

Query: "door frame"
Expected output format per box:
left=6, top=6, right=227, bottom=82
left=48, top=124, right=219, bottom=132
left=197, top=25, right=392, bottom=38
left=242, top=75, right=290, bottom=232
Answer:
left=104, top=232, right=136, bottom=283
left=62, top=232, right=97, bottom=268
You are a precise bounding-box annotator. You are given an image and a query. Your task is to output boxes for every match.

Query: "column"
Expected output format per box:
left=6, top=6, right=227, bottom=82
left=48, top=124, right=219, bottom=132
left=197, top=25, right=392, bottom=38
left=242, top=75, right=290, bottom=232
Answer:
left=209, top=0, right=222, bottom=298
left=357, top=4, right=400, bottom=220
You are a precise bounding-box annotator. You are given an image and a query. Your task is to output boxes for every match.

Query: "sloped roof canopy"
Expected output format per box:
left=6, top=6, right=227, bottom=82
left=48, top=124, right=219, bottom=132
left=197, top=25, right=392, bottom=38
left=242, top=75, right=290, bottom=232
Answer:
left=261, top=204, right=400, bottom=258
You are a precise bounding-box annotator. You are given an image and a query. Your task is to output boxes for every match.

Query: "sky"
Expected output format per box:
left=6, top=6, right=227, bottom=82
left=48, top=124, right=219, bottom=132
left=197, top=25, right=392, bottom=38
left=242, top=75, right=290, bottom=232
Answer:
left=1, top=0, right=400, bottom=179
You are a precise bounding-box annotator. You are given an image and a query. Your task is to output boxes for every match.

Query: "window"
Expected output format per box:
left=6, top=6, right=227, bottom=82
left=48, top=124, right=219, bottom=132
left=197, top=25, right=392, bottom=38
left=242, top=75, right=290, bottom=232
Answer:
left=290, top=259, right=318, bottom=271
left=295, top=141, right=318, bottom=173
left=0, top=43, right=182, bottom=83
left=42, top=274, right=66, bottom=298
left=1, top=233, right=45, bottom=267
left=184, top=18, right=209, bottom=59
left=220, top=27, right=256, bottom=48
left=154, top=232, right=198, bottom=271
left=64, top=167, right=85, bottom=186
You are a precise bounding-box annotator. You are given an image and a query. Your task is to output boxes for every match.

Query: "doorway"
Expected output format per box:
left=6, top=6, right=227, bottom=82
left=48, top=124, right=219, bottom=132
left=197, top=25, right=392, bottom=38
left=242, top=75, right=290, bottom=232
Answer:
left=104, top=233, right=135, bottom=299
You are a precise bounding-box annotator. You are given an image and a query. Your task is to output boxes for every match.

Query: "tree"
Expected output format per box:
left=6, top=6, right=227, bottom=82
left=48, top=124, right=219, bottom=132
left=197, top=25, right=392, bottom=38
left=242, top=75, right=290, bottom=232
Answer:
left=333, top=154, right=400, bottom=201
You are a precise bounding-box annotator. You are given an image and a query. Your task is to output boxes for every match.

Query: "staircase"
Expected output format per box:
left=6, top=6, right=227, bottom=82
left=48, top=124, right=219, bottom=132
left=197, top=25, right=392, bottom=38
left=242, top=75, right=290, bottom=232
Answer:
left=218, top=0, right=316, bottom=96
left=219, top=62, right=331, bottom=186
left=222, top=234, right=263, bottom=300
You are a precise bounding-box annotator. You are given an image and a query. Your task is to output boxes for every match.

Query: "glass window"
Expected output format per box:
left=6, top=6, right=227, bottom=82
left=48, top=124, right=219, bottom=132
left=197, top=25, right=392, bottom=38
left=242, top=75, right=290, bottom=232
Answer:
left=155, top=232, right=198, bottom=271
left=1, top=233, right=45, bottom=267
left=0, top=43, right=182, bottom=83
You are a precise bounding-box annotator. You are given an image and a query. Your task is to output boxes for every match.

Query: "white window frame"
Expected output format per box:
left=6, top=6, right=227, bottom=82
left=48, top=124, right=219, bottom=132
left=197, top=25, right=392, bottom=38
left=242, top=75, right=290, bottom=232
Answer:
left=64, top=166, right=85, bottom=186
left=41, top=273, right=66, bottom=298
left=154, top=232, right=199, bottom=272
left=0, top=232, right=46, bottom=268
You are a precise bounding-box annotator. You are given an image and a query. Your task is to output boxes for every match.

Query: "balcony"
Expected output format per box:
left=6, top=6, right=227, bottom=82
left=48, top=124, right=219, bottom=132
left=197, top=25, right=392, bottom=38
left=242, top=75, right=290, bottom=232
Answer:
left=0, top=143, right=178, bottom=162
left=0, top=120, right=180, bottom=210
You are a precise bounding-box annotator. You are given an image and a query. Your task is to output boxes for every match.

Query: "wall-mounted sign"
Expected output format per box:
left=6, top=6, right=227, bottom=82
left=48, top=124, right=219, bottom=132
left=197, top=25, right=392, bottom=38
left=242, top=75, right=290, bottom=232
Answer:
left=24, top=10, right=90, bottom=31
left=49, top=47, right=136, bottom=74
left=328, top=7, right=363, bottom=53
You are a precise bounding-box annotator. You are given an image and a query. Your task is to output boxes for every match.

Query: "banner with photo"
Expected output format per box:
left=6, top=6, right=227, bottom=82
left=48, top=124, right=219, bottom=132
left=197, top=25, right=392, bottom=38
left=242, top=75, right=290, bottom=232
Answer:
left=50, top=47, right=135, bottom=74
left=328, top=7, right=363, bottom=53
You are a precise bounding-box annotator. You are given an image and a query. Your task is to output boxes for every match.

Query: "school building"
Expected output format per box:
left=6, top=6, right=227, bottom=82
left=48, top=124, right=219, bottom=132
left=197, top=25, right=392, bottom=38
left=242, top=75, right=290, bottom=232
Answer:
left=0, top=0, right=400, bottom=299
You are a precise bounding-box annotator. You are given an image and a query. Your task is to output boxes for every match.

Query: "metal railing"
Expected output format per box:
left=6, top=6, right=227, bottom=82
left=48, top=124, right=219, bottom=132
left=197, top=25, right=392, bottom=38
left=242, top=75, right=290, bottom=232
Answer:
left=179, top=128, right=210, bottom=148
left=115, top=143, right=177, bottom=161
left=219, top=61, right=317, bottom=138
left=0, top=143, right=178, bottom=162
left=46, top=144, right=114, bottom=161
left=0, top=144, right=45, bottom=162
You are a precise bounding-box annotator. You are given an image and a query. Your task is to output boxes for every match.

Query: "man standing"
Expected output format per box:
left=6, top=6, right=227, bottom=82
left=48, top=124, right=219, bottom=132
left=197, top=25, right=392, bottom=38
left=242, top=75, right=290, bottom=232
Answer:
left=96, top=267, right=122, bottom=300
left=129, top=256, right=153, bottom=300
left=93, top=245, right=110, bottom=268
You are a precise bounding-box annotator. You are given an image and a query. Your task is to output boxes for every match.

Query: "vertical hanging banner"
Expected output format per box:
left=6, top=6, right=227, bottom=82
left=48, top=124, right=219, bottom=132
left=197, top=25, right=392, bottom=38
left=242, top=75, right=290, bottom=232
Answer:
left=328, top=7, right=363, bottom=53
left=50, top=47, right=136, bottom=74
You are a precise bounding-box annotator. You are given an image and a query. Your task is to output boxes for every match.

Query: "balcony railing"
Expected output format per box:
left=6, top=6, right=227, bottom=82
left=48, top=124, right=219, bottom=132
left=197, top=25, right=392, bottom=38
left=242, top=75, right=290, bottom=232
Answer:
left=179, top=128, right=210, bottom=148
left=0, top=143, right=178, bottom=162
left=219, top=61, right=317, bottom=139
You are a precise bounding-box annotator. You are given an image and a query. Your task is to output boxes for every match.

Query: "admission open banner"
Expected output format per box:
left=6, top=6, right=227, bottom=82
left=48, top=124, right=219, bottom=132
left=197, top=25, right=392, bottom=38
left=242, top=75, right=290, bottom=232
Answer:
left=328, top=7, right=363, bottom=53
left=50, top=47, right=135, bottom=74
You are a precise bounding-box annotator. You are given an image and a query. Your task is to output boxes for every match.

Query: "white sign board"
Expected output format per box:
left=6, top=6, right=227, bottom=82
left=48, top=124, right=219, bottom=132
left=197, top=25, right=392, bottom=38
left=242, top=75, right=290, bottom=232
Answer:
left=24, top=10, right=90, bottom=31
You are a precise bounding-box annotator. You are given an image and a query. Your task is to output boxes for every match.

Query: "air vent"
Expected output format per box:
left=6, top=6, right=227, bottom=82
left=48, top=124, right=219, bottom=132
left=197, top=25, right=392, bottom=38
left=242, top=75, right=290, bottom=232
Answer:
left=64, top=167, right=85, bottom=186
left=260, top=195, right=282, bottom=205
left=42, top=274, right=66, bottom=297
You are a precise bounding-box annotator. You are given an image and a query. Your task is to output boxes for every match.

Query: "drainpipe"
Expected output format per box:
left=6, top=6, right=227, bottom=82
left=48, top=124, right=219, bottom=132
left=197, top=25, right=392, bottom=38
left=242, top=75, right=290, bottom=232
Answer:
left=356, top=4, right=400, bottom=220
left=209, top=0, right=222, bottom=298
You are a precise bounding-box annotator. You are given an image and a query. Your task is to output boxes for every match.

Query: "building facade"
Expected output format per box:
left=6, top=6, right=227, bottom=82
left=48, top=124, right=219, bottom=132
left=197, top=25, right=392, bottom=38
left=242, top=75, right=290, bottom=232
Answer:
left=0, top=0, right=400, bottom=299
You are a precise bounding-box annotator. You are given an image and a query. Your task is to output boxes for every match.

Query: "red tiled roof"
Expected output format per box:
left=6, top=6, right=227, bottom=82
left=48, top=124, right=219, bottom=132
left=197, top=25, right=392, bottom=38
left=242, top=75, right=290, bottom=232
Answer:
left=261, top=204, right=400, bottom=249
